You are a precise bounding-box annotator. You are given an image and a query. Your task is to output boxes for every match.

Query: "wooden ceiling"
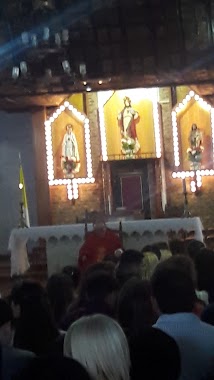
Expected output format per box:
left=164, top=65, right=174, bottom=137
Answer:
left=1, top=0, right=214, bottom=110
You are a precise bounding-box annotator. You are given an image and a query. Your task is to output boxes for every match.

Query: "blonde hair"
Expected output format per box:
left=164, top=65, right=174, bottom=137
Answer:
left=64, top=314, right=130, bottom=380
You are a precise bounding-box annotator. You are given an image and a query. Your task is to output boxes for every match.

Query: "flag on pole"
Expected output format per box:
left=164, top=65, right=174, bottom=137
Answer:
left=19, top=161, right=30, bottom=227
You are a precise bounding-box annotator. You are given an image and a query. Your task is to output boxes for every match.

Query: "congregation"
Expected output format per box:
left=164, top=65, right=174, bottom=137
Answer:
left=1, top=235, right=214, bottom=380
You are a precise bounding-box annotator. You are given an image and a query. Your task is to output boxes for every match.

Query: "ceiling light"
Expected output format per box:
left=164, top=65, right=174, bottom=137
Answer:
left=79, top=63, right=87, bottom=77
left=20, top=61, right=28, bottom=76
left=12, top=67, right=20, bottom=79
left=62, top=29, right=69, bottom=44
left=62, top=60, right=71, bottom=75
left=43, top=27, right=50, bottom=41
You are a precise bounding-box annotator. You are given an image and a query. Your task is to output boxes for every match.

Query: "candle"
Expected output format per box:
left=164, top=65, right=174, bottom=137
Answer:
left=182, top=178, right=187, bottom=193
left=108, top=195, right=111, bottom=215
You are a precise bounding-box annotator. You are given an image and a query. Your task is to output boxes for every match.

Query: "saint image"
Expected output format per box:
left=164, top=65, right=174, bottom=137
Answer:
left=187, top=123, right=204, bottom=170
left=61, top=124, right=80, bottom=178
left=117, top=96, right=140, bottom=156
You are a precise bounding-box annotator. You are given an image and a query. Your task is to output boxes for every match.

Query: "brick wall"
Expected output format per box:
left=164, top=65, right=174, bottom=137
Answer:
left=160, top=87, right=214, bottom=229
left=49, top=87, right=214, bottom=229
left=50, top=93, right=104, bottom=224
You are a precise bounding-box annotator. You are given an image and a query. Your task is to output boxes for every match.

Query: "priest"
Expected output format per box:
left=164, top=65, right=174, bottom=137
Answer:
left=78, top=218, right=122, bottom=272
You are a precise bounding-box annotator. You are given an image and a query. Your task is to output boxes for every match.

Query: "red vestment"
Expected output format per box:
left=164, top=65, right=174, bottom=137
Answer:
left=78, top=229, right=122, bottom=272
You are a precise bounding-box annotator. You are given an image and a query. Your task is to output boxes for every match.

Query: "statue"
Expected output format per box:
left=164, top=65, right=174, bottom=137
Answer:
left=117, top=96, right=140, bottom=157
left=61, top=124, right=80, bottom=178
left=187, top=124, right=204, bottom=170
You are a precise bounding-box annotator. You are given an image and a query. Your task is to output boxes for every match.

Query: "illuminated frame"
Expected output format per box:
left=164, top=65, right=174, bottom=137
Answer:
left=171, top=90, right=214, bottom=192
left=45, top=100, right=95, bottom=200
left=98, top=88, right=161, bottom=160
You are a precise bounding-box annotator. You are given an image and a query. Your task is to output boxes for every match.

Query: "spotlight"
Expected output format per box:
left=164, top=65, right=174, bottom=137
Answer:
left=43, top=27, right=50, bottom=42
left=79, top=63, right=87, bottom=77
left=20, top=61, right=28, bottom=76
left=33, top=0, right=55, bottom=11
left=62, top=29, right=69, bottom=44
left=12, top=67, right=20, bottom=79
left=55, top=33, right=61, bottom=47
left=86, top=85, right=92, bottom=92
left=62, top=60, right=71, bottom=75
left=21, top=32, right=29, bottom=45
left=31, top=34, right=38, bottom=47
left=45, top=69, right=52, bottom=78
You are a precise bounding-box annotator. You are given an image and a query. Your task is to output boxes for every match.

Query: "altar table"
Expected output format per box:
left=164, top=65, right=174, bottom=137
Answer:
left=8, top=217, right=204, bottom=277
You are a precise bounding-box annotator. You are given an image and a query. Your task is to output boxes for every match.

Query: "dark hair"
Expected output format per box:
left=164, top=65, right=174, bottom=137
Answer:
left=15, top=356, right=91, bottom=380
left=151, top=263, right=196, bottom=313
left=116, top=250, right=143, bottom=286
left=83, top=261, right=116, bottom=278
left=62, top=266, right=81, bottom=290
left=169, top=239, right=186, bottom=255
left=201, top=303, right=214, bottom=326
left=194, top=252, right=214, bottom=302
left=186, top=239, right=205, bottom=261
left=117, top=278, right=156, bottom=338
left=81, top=270, right=119, bottom=302
left=61, top=271, right=119, bottom=330
left=46, top=273, right=74, bottom=326
left=129, top=327, right=181, bottom=380
left=0, top=299, right=13, bottom=327
left=161, top=255, right=197, bottom=288
left=11, top=281, right=59, bottom=355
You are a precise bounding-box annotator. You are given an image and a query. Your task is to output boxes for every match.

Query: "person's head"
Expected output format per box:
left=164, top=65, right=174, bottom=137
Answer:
left=64, top=314, right=130, bottom=380
left=79, top=270, right=119, bottom=315
left=161, top=255, right=197, bottom=288
left=10, top=281, right=58, bottom=354
left=117, top=278, right=156, bottom=338
left=129, top=327, right=181, bottom=380
left=16, top=356, right=91, bottom=380
left=93, top=215, right=107, bottom=236
left=142, top=244, right=161, bottom=261
left=66, top=124, right=73, bottom=134
left=186, top=239, right=205, bottom=262
left=84, top=261, right=116, bottom=278
left=62, top=266, right=81, bottom=292
left=46, top=273, right=74, bottom=326
left=151, top=262, right=196, bottom=314
left=0, top=299, right=13, bottom=346
left=116, top=250, right=143, bottom=286
left=124, top=96, right=131, bottom=107
left=169, top=239, right=186, bottom=255
left=192, top=123, right=197, bottom=131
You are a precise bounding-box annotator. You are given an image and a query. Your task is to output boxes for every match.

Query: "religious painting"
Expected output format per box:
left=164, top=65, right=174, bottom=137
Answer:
left=186, top=123, right=204, bottom=170
left=51, top=110, right=86, bottom=179
left=61, top=124, right=80, bottom=178
left=98, top=88, right=161, bottom=160
left=117, top=96, right=141, bottom=156
left=172, top=92, right=213, bottom=171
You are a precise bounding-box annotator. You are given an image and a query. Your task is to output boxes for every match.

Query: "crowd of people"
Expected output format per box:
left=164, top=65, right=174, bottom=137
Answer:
left=1, top=230, right=214, bottom=380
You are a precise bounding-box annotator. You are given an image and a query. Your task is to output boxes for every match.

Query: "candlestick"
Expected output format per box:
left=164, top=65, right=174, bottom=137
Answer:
left=108, top=195, right=111, bottom=215
left=182, top=178, right=187, bottom=194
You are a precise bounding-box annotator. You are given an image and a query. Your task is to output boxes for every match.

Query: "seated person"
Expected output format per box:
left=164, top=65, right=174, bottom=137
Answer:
left=78, top=218, right=122, bottom=272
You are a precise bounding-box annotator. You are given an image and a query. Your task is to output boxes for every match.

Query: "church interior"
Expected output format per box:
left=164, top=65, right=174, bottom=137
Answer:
left=1, top=0, right=214, bottom=289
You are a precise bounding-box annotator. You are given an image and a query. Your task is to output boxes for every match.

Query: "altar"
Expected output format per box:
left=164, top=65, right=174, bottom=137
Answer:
left=8, top=217, right=204, bottom=277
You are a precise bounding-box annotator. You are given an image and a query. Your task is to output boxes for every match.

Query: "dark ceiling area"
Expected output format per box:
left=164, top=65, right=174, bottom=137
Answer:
left=1, top=0, right=214, bottom=110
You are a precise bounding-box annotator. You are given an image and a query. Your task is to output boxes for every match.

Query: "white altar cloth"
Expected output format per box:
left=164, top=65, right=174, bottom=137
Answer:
left=8, top=217, right=204, bottom=277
